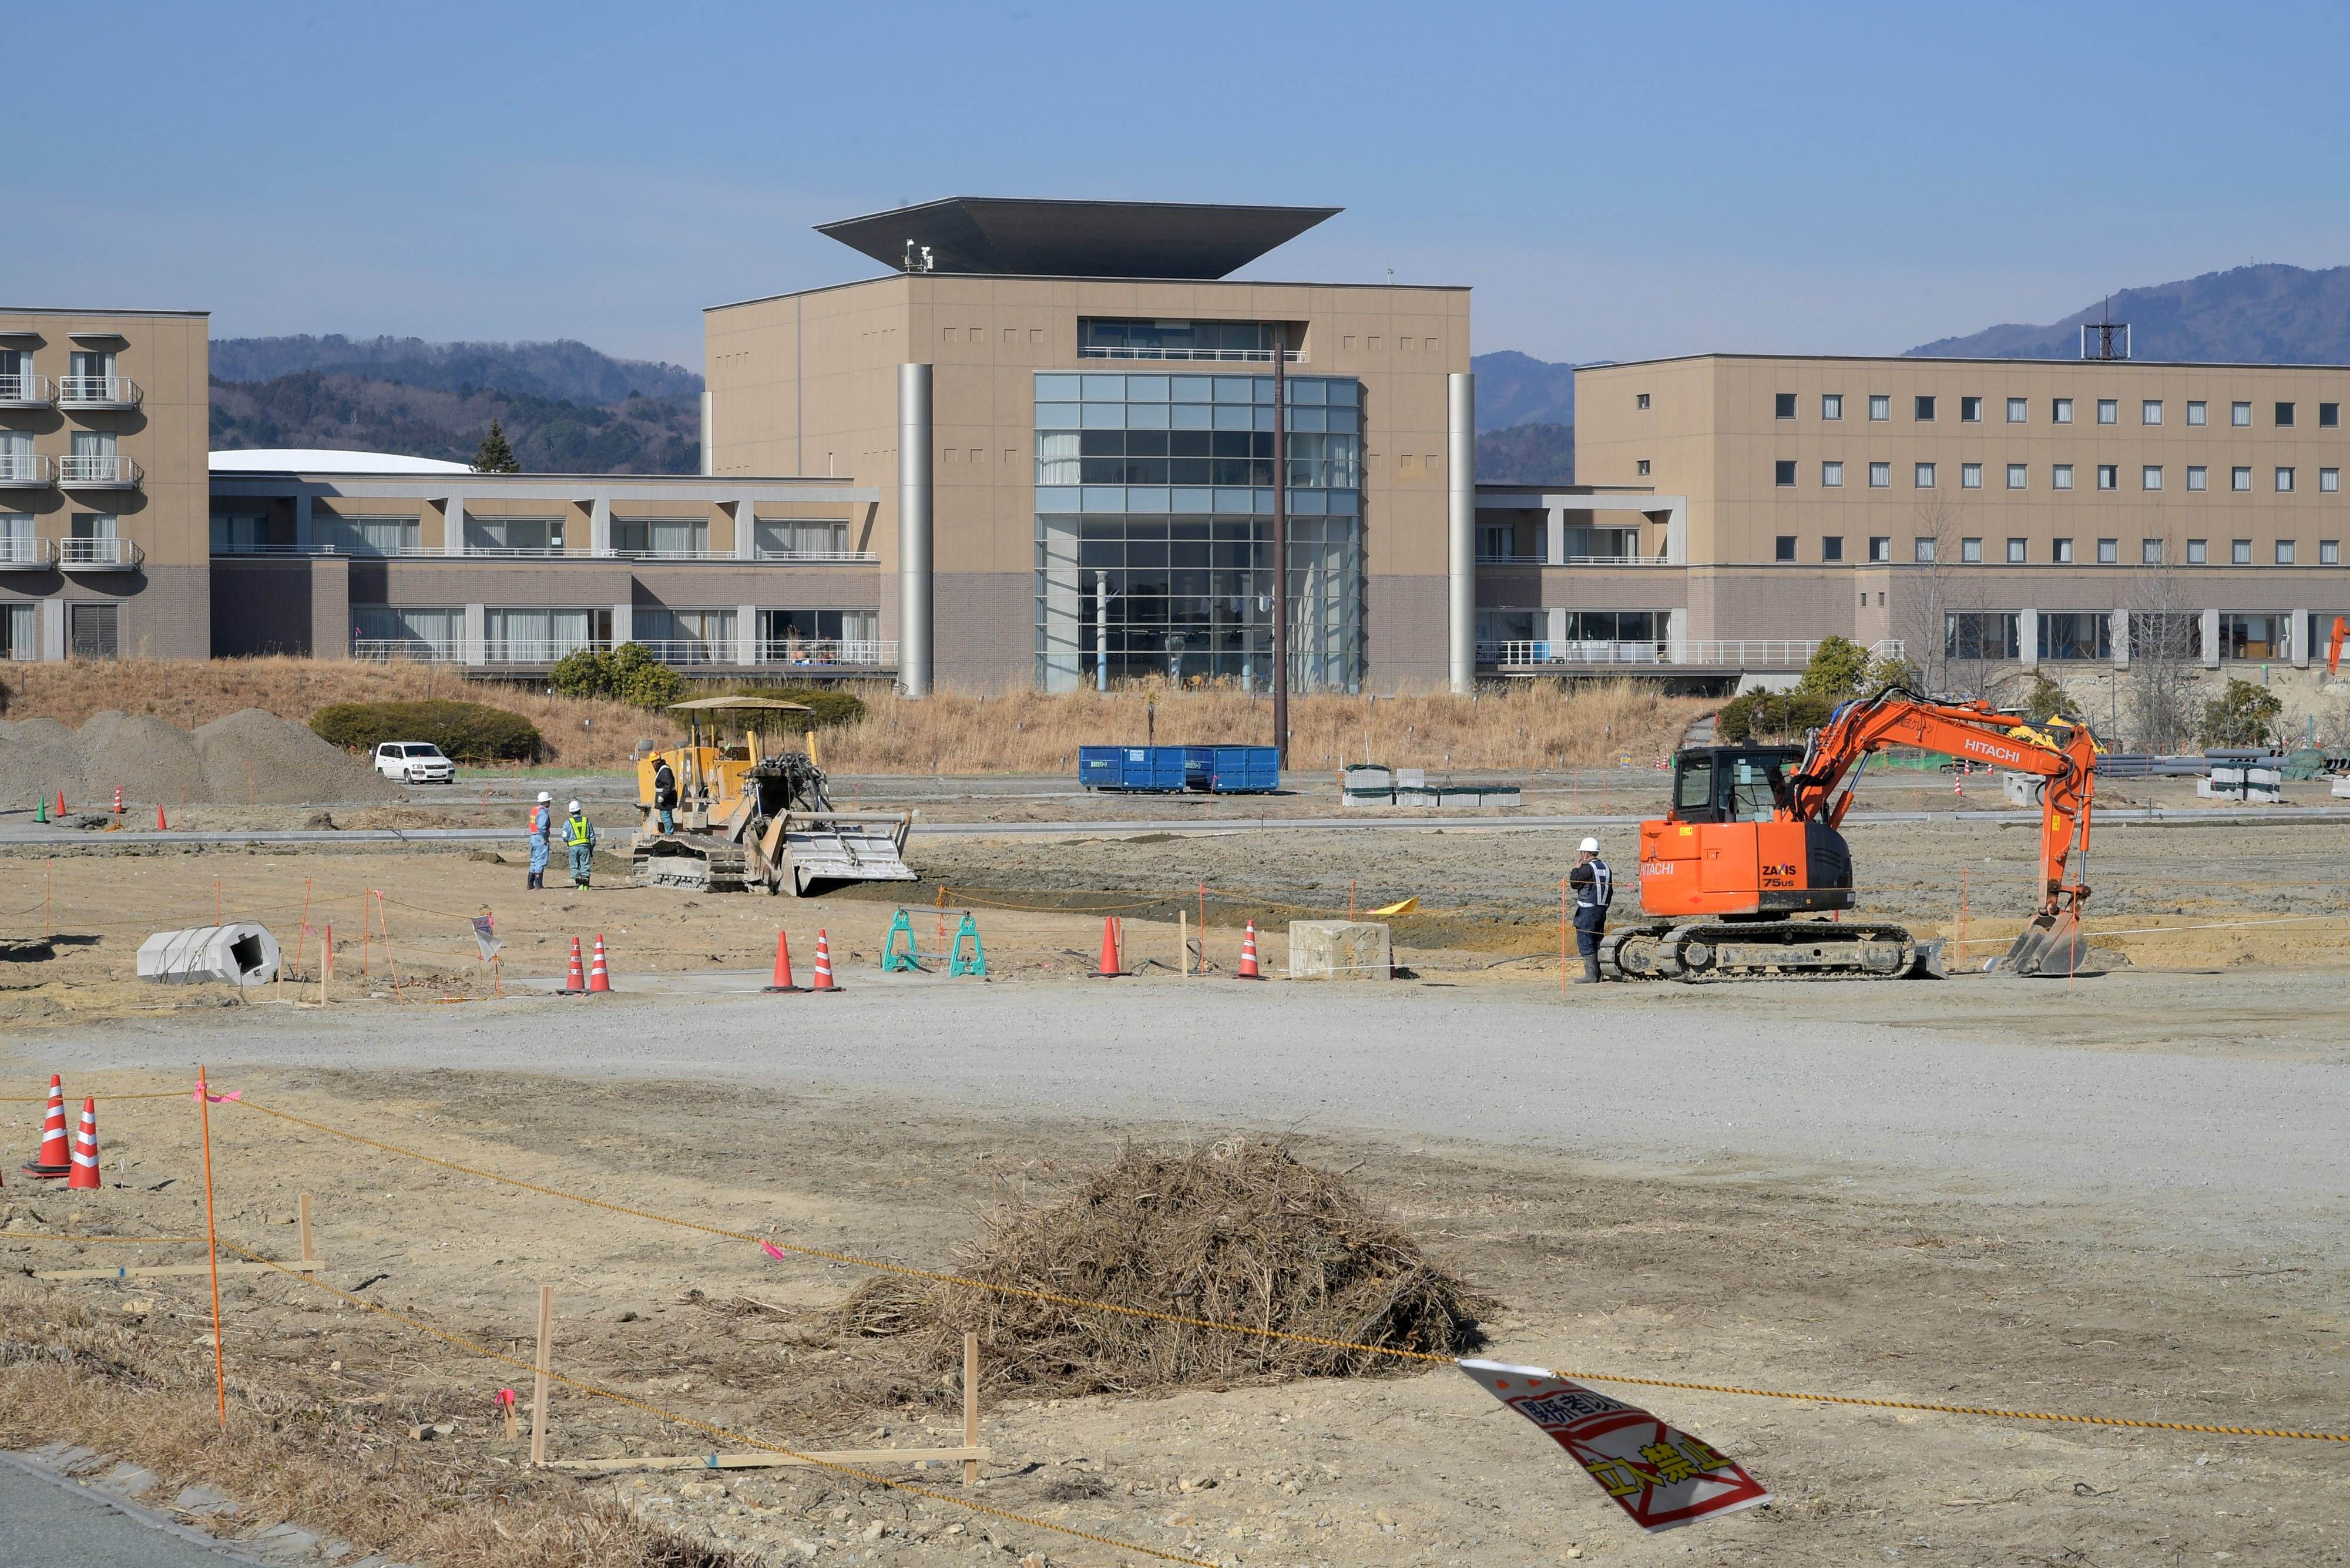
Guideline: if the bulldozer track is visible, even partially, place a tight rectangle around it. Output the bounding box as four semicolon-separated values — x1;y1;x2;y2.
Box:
1602;919;1918;983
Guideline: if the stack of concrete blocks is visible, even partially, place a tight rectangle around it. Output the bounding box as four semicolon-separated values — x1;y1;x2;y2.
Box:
1394;767;1439;808
1342;764;1394;808
1288;920;1392;979
1341;764;1522;811
2199;763;2282;803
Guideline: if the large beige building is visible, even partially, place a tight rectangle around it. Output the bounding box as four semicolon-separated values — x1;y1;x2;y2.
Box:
1475;352;2350;685
704;198;1475;693
0;308;210;660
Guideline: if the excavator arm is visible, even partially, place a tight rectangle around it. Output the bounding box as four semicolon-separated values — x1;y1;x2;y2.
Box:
1788;689;2100;975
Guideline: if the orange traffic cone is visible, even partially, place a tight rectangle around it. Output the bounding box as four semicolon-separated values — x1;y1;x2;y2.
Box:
112;785;123;815
810;928;841;992
24;1075;69;1177
68;1098;100;1190
587;935;612;993
763;930;804;993
1235;919;1263;980
562;936;585;993
155;803;168;831
1093;915;1123;978
54;790;66;818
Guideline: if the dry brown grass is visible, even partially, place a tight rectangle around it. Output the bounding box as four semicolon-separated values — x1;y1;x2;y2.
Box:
2;661;1708;775
0;1279;740;1566
836;1140;1493;1398
823;678;1706;774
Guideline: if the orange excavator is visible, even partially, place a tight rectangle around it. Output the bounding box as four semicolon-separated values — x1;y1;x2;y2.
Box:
1602;687;2100;982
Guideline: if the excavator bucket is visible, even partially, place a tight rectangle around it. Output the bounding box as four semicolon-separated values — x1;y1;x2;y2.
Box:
1999;909;2094;977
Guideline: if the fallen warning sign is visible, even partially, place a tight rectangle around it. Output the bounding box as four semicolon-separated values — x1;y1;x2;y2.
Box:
1458;1359;1770;1532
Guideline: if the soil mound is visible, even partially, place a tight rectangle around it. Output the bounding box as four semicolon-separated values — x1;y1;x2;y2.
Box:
0;717;88;807
838;1140;1492;1395
76;710;212;805
194;709;401;804
0;708;397;809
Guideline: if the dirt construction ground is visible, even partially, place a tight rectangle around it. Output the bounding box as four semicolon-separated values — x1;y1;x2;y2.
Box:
3;786;2349;1567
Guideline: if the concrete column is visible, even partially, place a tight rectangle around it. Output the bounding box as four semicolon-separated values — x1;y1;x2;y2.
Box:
589;496;611;556
1446;371;1476;694
2018;607;2040;669
292;491;314;552
1545;605;1568;656
700;390;714;476
463;603;485;667
2290;607;2311;667
611;602;633;645
2200;605;2221;669
1660;503;1687;564
734;500;756;560
736;604;758;667
444;495;466;557
1545;505;1565;566
2110;607;2130;669
1665;607;1688;664
897;362;935;696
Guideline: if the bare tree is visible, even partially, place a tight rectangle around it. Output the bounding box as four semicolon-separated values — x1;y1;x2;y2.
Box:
2123;552;2200;753
1895;497;2020;700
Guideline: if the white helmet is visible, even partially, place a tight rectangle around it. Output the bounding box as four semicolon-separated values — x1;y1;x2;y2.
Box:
1579;837;1601;853
537;790;552;803
568;800;582;812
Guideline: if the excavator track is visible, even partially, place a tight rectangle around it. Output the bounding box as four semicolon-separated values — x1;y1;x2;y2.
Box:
1602;919;1924;982
632;834;750;892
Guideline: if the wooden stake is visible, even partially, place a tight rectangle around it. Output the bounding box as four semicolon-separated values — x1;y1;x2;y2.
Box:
1559;879;1569;998
962;1332;979;1487
197;1066;227;1431
531;1284;554;1468
298;1192;314;1268
1179;909;1189;977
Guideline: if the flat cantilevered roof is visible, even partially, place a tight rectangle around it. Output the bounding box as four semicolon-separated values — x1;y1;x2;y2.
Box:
815;197;1341;280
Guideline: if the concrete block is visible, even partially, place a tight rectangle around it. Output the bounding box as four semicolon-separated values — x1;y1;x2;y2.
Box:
2002;771;2044;807
1287;921;1391;980
1395;767;1426;788
1341;787;1394;808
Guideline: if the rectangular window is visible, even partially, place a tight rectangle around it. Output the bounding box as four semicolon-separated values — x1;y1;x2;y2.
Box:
2006;397;2028;423
634;607;738;662
1869;535;1891;562
1821;393;1843;420
2187;400;2207;425
2276;401;2296;428
2233;466;2253;491
2187;539;2208;564
2053;397;2073;423
69;602;119;660
1869;461;1891;488
1960;536;1983;562
1774;459;1797;486
2006;463;2027;489
2053;463;2074;489
465;516;565;554
2322;540;2340;565
1636;458;1651;476
2053;537;2074;563
2188;465;2208;491
1869;394;1890;421
1774;392;1797;419
2322;402;2340;428
2324;468;2341;492
2097;398;2118;424
1962;462;1982;488
611;516;711;557
1774;535;1797;561
2277;539;2296;565
1914;537;1936;563
1944;611;2021;661
2141;399;2162;424
759;607;882;662
2006;537;2026;563
2097;538;2117;563
2131;610;2204;662
1822;535;1844;562
2230;538;2250;565
1821;461;1844;487
1636;392;1650;409
1915;462;1936;488
2278;467;2296;492
2037;611;2111;661
316;515;421;556
2220;613;2288;660
1915;395;1936;421
2232;400;2251;426
2097;464;2118;490
1960;395;1983;422
2142;538;2163;564
1076;317;1287;360
754;518;851;559
352;606;461;657
2142;465;2162;490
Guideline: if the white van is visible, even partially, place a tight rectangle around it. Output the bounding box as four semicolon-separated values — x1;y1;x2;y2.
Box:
373;741;455;784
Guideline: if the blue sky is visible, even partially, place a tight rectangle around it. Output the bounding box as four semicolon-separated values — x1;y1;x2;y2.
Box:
18;2;2350;368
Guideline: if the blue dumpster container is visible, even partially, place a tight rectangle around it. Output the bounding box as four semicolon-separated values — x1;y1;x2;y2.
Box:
1078;746;1189;791
1181;744;1279;793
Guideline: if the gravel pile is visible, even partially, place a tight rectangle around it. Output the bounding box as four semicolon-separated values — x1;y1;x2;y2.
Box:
0;707;400;808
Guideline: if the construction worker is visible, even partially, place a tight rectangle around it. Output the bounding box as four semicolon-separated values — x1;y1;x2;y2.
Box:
563;800;596;889
651;754;677;835
525;790;553;890
1569;835;1612;984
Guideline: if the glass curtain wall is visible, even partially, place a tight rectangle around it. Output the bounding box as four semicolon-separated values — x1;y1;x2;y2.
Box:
635;607;736;662
484;607;608;661
1035;371;1364;692
353;605;462;657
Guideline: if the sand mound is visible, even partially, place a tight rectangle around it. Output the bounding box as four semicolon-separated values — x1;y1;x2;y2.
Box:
838;1140;1492;1396
0;707;398;809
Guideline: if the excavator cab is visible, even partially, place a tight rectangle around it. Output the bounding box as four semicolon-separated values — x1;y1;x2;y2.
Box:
1668;746;1802;824
1641;745;1856;921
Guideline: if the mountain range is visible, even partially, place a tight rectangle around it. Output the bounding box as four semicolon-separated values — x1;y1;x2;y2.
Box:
1905;264;2350;361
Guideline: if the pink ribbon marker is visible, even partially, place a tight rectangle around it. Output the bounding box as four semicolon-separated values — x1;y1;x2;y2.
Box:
192;1087;243;1104
761;1242;787;1261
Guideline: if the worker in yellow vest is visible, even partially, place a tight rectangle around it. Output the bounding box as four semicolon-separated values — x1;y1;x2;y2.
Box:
563;800;597;889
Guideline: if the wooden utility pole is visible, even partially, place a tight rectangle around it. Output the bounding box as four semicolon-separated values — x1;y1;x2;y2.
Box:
1271;327;1289;767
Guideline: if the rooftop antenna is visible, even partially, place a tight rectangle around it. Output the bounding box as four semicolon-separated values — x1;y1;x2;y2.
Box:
901;241;935;274
2081;295;2130;361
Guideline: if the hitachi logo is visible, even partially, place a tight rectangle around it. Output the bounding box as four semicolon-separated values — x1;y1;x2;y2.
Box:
1964;740;2024;764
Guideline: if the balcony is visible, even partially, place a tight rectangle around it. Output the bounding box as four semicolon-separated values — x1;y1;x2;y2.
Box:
56;375;142;409
58;538;143;570
0;373;55;408
0;453;57;488
58;454;143;489
1482;637;1904;670
748;548;880;563
0;536;56;569
757;637;895;668
352;636;898;669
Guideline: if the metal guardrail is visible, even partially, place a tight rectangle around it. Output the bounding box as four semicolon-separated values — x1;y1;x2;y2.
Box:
0;454;56;486
58;454;143;487
757;638;895;667
1475;553;1677;568
1483;637;1908;669
58;537;143;568
750;549;881;563
350;637;898;668
1076;347;1300;362
0;536;56;567
0;373;55;407
55;375;141;408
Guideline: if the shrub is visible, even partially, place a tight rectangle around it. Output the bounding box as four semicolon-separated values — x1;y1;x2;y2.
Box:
1795;635;1872;701
1715;688;1832;744
2196;677;2283;748
710;686;868;734
311;699;543;763
548;642;688;711
2025;671;2070;723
